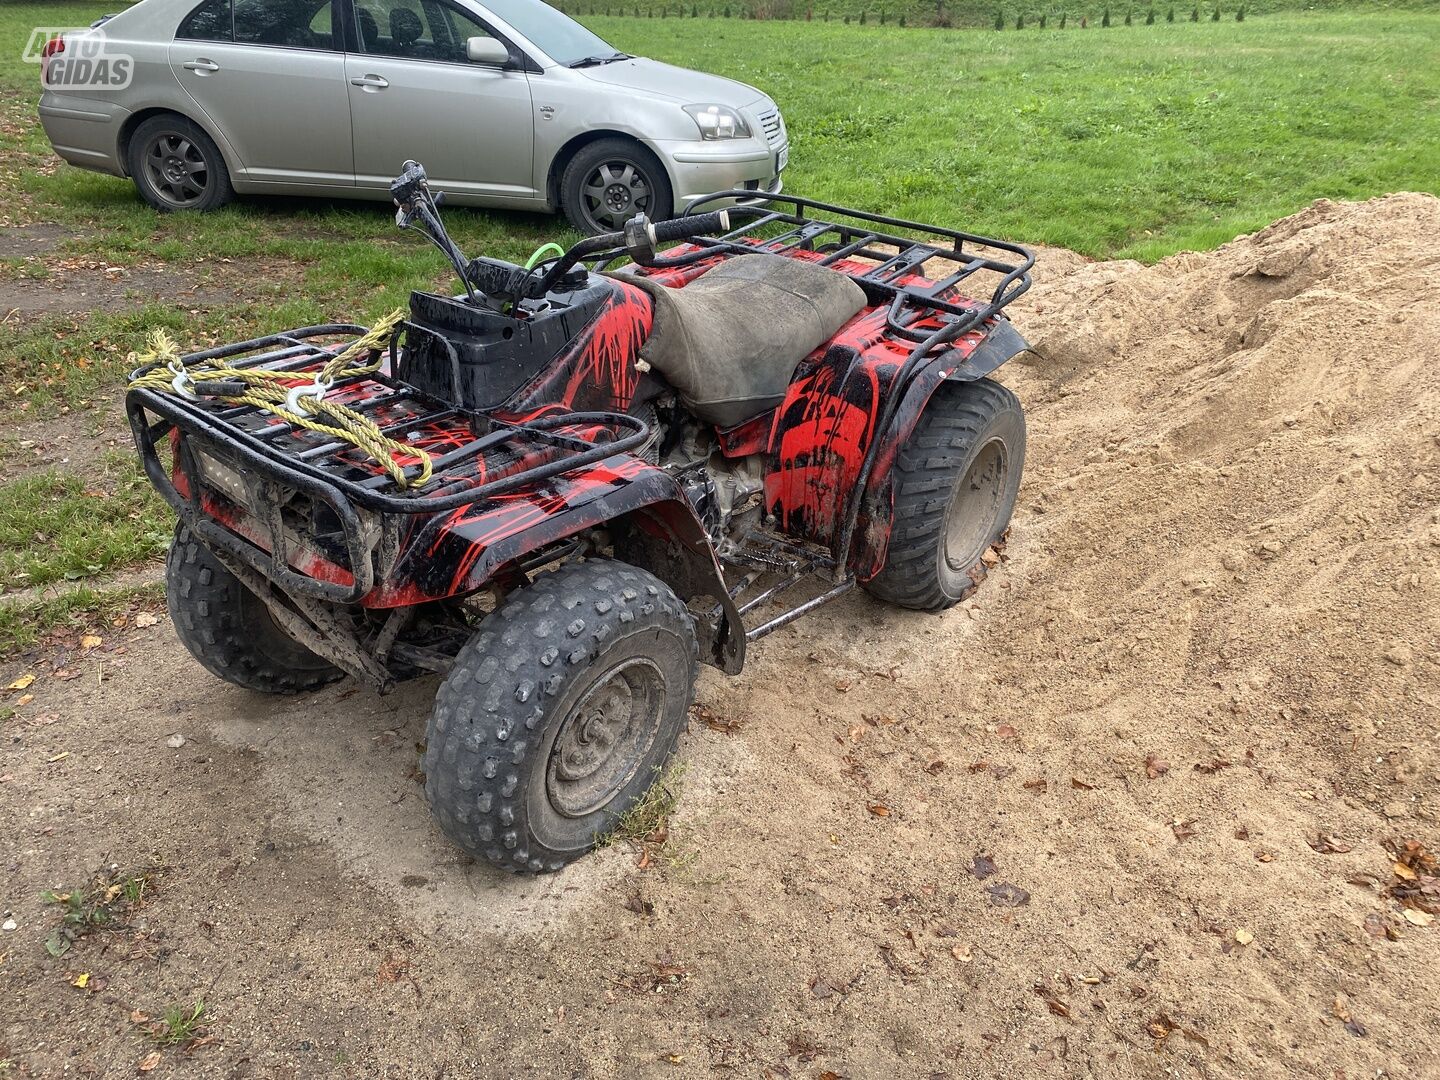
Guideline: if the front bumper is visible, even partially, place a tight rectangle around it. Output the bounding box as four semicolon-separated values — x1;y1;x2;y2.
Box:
38;91;128;176
654;137;788;210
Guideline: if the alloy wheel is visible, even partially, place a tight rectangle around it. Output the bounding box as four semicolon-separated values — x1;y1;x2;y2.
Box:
143;132;212;209
581;160;653;231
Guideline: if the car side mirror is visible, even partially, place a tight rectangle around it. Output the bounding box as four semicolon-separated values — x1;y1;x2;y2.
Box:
466;36;510;66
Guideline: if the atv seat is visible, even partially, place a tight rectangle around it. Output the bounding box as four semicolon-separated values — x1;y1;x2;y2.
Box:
622;253;867;428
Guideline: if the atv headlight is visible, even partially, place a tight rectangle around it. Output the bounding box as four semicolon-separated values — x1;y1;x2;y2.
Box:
683;104;751;141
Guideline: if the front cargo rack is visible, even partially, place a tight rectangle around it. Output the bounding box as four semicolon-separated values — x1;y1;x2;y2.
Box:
126;322;650;516
599;191;1034;351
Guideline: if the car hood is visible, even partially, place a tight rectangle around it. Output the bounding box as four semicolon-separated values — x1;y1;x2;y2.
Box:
575;57;766;108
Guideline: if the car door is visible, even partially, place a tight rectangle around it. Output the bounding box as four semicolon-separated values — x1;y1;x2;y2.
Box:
345;0;535;199
168;0;354;187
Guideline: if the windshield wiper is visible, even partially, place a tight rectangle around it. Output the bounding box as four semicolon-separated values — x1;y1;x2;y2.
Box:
567;52;630;68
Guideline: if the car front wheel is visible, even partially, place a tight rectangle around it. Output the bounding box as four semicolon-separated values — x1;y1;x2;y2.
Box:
559;138;674;235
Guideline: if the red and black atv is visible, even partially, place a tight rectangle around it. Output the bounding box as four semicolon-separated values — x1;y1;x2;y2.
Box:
127;161;1033;873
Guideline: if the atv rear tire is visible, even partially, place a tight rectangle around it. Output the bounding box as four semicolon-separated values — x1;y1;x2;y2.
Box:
864;378;1025;611
423;559;697;874
166;524;343;694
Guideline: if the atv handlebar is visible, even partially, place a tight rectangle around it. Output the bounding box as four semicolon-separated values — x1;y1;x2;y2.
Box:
523;209;732;299
651;210;732;244
390;159;734;306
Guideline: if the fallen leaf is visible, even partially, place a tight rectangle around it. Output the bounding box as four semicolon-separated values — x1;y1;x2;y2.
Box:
1070;777;1095;791
130;1009;151;1024
1402;908;1433;927
924;759;946;775
15;694;33;707
951;944;972;963
1144;755;1170;779
1392;862;1418;882
867;803;891;818
996;724;1018;740
1171;818;1197;841
659;1053;685;1065
1022;778;1048;793
968;853;998;879
1034;982;1071;1018
985;882;1030;907
134;612;160;628
138;1051;162;1072
71;971;90;988
80;634;102;650
808;975;842;999
1345;1017;1368;1038
1362;912;1392;939
1255;850;1275;863
376;954;411;984
1194;757;1233;774
847;723;865;742
622;892;655;917
1308;834;1353;854
1146;1014;1176;1042
6;673;34;691
1234;928;1254;945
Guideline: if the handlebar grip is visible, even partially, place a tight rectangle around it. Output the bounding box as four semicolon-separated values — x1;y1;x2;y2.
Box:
651;209;731;244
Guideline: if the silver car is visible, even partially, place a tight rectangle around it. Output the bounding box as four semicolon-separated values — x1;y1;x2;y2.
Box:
38;0;788;232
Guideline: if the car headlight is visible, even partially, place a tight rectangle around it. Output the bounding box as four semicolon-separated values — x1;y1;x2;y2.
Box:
683;104;751;141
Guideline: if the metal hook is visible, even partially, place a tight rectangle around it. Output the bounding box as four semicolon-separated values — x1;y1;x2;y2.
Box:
283;373;334;417
168;358;197;400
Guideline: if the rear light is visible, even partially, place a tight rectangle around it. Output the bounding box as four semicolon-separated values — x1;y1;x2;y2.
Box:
40;35;63;84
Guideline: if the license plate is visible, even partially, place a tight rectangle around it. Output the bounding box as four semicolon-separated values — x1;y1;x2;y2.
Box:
776;143;789;174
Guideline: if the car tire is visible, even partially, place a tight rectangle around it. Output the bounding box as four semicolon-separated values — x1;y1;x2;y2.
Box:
166;524;342;694
127;114;234;213
559;138;674;235
423;558;697;873
863;378;1026;611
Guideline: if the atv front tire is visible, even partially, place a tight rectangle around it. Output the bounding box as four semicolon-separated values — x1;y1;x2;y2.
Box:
166;524;343;694
423;559;697;874
864;378;1025;611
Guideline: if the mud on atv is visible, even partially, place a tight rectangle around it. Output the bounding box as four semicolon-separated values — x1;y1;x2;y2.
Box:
127;161;1033;873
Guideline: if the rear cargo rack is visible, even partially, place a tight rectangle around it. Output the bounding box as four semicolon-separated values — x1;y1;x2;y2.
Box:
126;323;651;604
126;323;650;516
609;191;1034;351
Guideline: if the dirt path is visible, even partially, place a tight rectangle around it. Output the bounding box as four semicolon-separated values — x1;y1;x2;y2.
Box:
1;194;1437;1079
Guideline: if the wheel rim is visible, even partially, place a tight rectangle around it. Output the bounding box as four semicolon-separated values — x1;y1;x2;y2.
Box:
943;437;1008;572
545;658;665;818
142;132;211;209
580;159;653;231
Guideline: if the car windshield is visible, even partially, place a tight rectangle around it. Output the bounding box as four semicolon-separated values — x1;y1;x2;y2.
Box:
476;0;623;66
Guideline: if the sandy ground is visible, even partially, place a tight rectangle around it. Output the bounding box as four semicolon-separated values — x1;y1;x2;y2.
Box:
1;194;1437;1079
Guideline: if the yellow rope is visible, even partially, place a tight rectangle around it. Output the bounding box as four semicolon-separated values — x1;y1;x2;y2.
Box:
128;310;433;489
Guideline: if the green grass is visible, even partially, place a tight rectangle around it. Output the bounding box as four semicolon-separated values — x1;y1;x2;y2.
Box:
0;581;164;657
0;451;169;590
561;0;1437;27
583;11;1439;258
156;1000;207;1046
